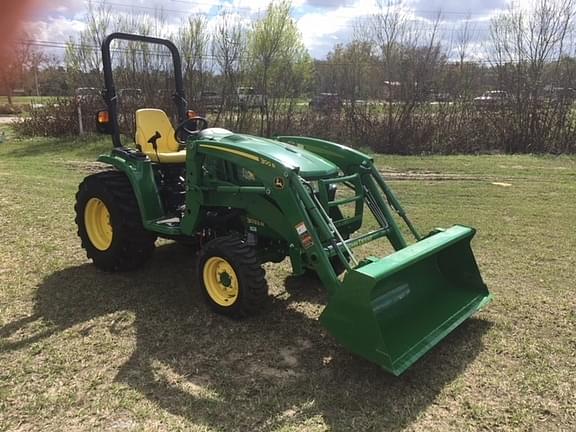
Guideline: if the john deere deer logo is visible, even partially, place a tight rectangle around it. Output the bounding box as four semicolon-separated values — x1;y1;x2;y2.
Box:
273;177;285;190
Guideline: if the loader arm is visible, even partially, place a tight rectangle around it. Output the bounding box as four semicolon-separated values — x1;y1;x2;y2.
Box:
275;136;491;375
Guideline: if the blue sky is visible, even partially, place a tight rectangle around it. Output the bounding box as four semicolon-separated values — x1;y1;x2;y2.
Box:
30;0;515;59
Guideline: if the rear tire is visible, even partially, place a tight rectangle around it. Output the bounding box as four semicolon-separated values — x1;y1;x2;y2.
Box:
198;234;268;318
75;170;156;271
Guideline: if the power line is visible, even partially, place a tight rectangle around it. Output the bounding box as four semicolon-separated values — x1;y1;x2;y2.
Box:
19;39;253;63
88;0;506;17
20;38;506;65
166;0;258;13
84;0;260;17
82;0;508;30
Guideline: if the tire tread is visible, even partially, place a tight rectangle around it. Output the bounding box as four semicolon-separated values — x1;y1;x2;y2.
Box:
199;233;268;318
75;170;156;271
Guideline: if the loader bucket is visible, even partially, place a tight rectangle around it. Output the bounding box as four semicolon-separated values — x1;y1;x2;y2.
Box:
320;225;491;375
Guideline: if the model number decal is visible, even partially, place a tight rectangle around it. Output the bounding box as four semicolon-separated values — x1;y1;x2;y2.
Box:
247;217;265;227
259;157;276;168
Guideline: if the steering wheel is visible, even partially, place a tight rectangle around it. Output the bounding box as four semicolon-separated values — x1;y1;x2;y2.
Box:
174;116;208;144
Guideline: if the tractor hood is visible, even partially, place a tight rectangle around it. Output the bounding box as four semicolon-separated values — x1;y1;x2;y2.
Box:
198;128;339;178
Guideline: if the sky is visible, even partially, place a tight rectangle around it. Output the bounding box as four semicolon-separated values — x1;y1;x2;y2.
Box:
25;0;519;60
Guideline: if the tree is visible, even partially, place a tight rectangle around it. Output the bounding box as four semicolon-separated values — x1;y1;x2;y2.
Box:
450;15;480;98
177;15;210;102
324;41;377;102
212;11;247;121
490;0;576;152
247;0;312;135
356;1;446;152
65;0;113;80
0;34;43;104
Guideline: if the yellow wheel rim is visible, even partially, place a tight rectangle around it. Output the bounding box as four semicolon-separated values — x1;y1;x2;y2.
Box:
84;197;113;251
203;257;239;306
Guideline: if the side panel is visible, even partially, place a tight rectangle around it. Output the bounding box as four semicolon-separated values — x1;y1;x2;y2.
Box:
181;142;330;275
182;139;304;242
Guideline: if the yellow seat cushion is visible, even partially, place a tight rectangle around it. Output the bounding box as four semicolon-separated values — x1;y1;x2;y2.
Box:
152;150;187;163
135;108;186;163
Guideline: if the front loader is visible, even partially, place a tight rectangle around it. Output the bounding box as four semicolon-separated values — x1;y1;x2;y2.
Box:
75;33;491;375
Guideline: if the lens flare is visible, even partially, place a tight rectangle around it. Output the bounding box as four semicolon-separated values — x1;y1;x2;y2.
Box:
0;1;45;58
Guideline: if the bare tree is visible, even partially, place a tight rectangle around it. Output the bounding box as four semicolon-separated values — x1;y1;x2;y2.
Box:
451;15;479;98
0;33;42;105
490;0;576;152
177;15;210;104
65;0;113;80
212;11;247;122
359;1;446;152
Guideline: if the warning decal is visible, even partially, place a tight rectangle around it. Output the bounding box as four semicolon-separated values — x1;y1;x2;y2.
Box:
295;222;314;248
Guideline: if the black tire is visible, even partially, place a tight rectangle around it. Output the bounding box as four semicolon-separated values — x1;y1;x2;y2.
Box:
75;170;156;271
174;238;198;249
197;234;268;318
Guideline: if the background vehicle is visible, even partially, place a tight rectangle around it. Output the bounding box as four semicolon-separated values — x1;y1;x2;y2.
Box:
543;86;576;105
236;86;266;110
309;93;342;112
427;91;452;103
198;90;223;112
473;90;510;108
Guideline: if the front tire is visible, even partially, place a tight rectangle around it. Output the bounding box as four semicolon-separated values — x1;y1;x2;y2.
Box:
75;171;156;271
198;234;268;318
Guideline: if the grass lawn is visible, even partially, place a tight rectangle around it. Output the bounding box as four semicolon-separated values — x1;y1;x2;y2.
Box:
0;127;575;431
0;96;59;105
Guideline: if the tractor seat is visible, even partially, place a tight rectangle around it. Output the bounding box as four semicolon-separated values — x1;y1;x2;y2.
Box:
135;108;186;163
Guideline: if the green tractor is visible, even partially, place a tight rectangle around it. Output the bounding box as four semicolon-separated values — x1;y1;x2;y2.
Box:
75;33;491;375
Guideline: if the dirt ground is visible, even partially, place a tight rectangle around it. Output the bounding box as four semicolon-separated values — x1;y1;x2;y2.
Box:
0;116;19;124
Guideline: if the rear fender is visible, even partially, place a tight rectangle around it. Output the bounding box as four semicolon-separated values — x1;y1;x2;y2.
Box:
97;153;164;225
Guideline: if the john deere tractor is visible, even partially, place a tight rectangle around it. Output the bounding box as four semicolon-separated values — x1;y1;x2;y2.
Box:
75;33;491;375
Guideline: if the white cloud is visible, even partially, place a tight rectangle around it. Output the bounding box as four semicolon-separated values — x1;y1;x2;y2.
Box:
405;0;508;21
297;0;380;56
26;0;521;60
305;0;354;8
227;0;307;13
28;16;85;42
42;0;85;16
228;0;273;13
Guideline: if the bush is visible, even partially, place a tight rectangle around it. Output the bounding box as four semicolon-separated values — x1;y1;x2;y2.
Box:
12;97;576;154
12;98;104;137
0;104;22;115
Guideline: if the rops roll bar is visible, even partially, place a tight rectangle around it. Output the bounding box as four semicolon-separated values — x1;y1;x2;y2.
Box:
100;32;187;147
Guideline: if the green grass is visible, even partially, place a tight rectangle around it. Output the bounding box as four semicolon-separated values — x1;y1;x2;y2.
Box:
0;96;60;105
0;129;575;431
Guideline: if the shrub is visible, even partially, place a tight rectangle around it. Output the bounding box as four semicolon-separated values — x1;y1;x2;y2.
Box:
12;97;576;154
0;104;22;115
12;98;104;137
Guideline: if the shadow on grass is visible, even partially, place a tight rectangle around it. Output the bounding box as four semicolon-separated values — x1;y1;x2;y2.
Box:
0;243;492;431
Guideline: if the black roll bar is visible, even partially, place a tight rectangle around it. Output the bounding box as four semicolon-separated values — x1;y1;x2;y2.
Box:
101;32;187;147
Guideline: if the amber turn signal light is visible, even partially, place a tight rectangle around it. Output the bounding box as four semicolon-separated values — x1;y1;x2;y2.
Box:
97;110;110;124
